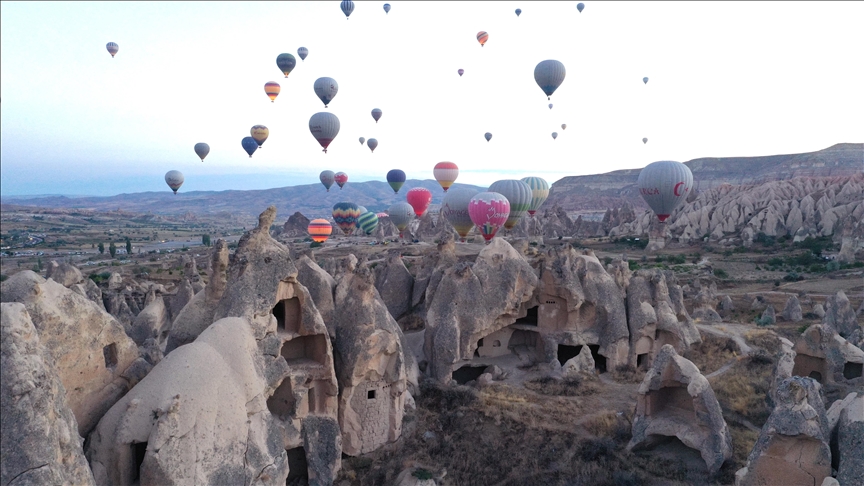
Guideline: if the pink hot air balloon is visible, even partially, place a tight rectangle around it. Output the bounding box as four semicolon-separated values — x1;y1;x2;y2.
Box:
468;192;510;243
406;187;432;217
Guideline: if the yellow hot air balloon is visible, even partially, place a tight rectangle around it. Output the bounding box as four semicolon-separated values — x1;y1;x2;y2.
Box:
264;82;280;102
251;125;269;147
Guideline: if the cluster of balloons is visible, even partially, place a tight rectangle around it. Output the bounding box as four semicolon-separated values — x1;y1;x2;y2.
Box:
319;170;349;192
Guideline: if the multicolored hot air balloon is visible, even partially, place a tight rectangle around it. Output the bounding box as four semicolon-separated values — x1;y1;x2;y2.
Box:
406;187;432;217
341;0;355;19
358;211;379;235
250;125;269;147
308;219;333;243
383;3;391;14
643;137;648;144
309;112;340;153
442;187;479;240
484;132;492;142
371;108;382;123
314;77;338;107
276;53;296;77
520;177;549;217
458;69;464;77
298;47;308;61
194;143;210;162
477;31;489;47
332;202;360;235
320;170;335;191
387;202;414;236
367;138;379;153
165;170;184;194
577;3;585;13
643;77;649;85
242;137;258;158
359;137;366;145
433;162;459;192
264;82;281;102
515;8;522;16
334;171;348;189
551;132;558;140
106;42;119;58
387;169;406;193
488;179;532;230
534;60;566;100
469;192;510;243
561;124;567;130
637;161;693;222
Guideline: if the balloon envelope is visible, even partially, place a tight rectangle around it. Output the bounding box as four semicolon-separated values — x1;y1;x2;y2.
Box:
643;77;649;85
643;137;648;144
165;170;184;194
264;81;281;102
359;137;366;145
332;202;360;235
561;124;567;130
358;211;379;235
515;8;521;16
106;42;119;57
386;169;406;193
334;172;348;189
637;161;694;222
551;132;558;140
577;3;585;13
383;3;391;13
534;60;566;99
194;143;210;162
484;132;492;142
242;137;258;157
458;68;464;77
549;103;553;109
388;202;414;233
309;112;340;153
341;0;354;18
276;53;296;77
313;77;339;107
371;108;382;122
250;125;269;147
297;47;308;61
433;161;459;192
477;31;489;47
488;179;532;230
308;219;332;243
406;187;432;217
469;192;510;242
320;170;335;191
520;177;550;216
357;206;368;215
442;187;479;239
367;138;379;153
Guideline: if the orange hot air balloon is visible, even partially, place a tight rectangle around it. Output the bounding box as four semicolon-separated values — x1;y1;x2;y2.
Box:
477;31;489;47
264;82;281;102
308;219;333;243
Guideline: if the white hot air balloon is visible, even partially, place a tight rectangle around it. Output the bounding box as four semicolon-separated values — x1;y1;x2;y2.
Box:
313;77;339;107
165;170;184;194
637;161;694;222
309;112;341;153
387;202;414;237
442;187;479;240
534;60;566;100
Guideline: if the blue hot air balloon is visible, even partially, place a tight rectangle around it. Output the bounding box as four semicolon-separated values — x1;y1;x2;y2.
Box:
515;8;522;17
242;137;258;158
341;0;355;19
386;169;406;194
383;3;391;14
577;3;585;13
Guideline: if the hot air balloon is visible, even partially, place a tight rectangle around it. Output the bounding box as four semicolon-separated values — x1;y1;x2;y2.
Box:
358;211;379;235
313;77;338;107
376;212;388;219
320;170;335;191
264;81;281;102
406;187;432;217
469;192;510;243
106;42;119;58
520;177;550;217
383;3;391;14
577;3;585;13
165;170;184;194
387;202;414;237
643;137;648;144
242;137;258;158
194;143;210;162
561;124;567;130
357;206;368;215
549;103;553;109
332;202;360;235
534;60;566;100
250;125;269;147
359;137;366;145
637;161;694;222
484;132;492;142
433;162;459;192
341;0;355;19
387;169;406;193
308;219;333;243
334;171;348;189
442;187;479;240
298;47;308;61
367;138;379;153
371;108;382;123
643;77;649;85
488;179;532;230
458;69;464;77
515;8;522;16
477;31;489;47
551;132;558;140
276;53;296;78
309;112;340;153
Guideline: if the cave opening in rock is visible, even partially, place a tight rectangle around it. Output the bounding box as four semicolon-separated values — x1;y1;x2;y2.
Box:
646;386;695;418
557;344;582;364
792;354;827;384
132;441;148;482
637;353;649;370
515;306;538;326
266;377;295;419
272;297;301;334
843;362;862;380
286;447;308;483
452;365;486;385
103;343;118;369
588;345;607;373
281;334;327;366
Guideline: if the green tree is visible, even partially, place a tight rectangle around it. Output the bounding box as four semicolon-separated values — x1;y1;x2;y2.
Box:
202;234;211;247
98;242;104;254
109;241;117;258
125;237;132;254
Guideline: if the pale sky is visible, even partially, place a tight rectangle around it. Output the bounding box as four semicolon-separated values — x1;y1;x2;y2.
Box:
2;1;862;196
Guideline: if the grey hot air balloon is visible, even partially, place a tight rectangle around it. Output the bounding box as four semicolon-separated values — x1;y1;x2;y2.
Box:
298;47;309;61
549;103;553;110
367;138;379;153
106;42;119;58
383;3;391;14
484;132;492;142
165;170;184;195
643;137;648;144
577;3;585;13
534;60;566;100
313;77;339;107
551;132;558;140
637;161;694;222
194;142;210;162
387;202;414;236
520;176;549;217
341;0;354;19
643;77;649;85
320;170;335;191
488;179;532;230
442;187;480;240
561;124;567;130
309;112;341;153
359;137;366;145
371;108;382;123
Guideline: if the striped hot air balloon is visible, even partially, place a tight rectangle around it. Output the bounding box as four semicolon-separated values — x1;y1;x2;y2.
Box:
520;177;549;217
334;171;348;189
320;170;335;191
165;170;184;194
106;42;119;58
332;202;361;235
477;31;489;47
469;192;510;243
637;161;694;222
442;187;479;240
406;187;432;217
433;162;459;192
308;219;333;243
388;202;414;236
250;125;269;147
264;82;281;102
309;112;340;153
488;179;532;230
341;0;355;19
358;211;379;235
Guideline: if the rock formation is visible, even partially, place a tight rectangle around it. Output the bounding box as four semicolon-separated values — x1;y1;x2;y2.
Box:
781;294;803;322
294;254;337;337
282;211;311;238
374;252;415;322
793;324;864;384
1;303;96;486
833;392;863;485
717;295;735;318
45;260;83;287
690;279;721;322
761;305;777;326
822;290;861;339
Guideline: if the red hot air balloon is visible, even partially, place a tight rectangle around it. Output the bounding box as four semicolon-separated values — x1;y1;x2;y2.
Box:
468;192;510;243
307;219;333;243
406;187;432;217
334;171;348;189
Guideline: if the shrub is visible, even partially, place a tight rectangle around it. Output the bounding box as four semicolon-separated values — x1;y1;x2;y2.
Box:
755;315;773;327
668;254;686;264
628;260;640;271
310;241;322;248
713;268;729;278
603;256;613;266
0;274;7;282
412;469;434;480
825;261;841;272
783;272;803;282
